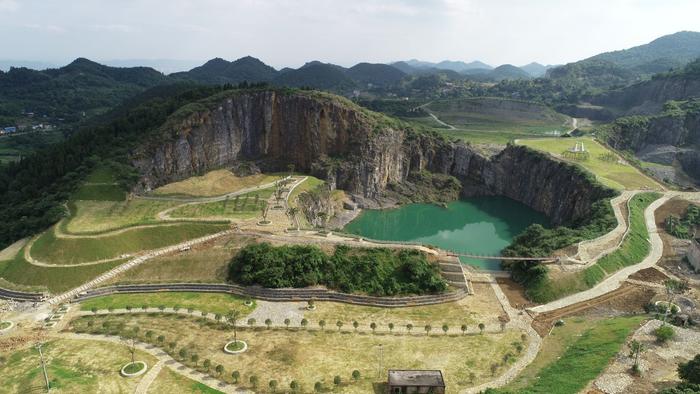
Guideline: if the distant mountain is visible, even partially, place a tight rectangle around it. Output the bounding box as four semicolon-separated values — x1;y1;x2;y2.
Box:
171;56;278;85
520;62;554;77
0;60;58;72
435;60;493;72
548;31;700;89
390;61;417;74
347;63;406;87
0;58;166;122
272;62;356;91
490;64;532;80
391;59;493;74
101;59;202;74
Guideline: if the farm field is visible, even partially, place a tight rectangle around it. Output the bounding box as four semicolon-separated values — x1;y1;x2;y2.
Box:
517;137;661;190
0;338;157;394
69;313;526;393
151;169;282;197
30;223;227;265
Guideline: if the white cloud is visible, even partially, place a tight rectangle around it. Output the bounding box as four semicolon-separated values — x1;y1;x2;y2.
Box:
22;23;65;33
0;0;18;12
91;24;137;33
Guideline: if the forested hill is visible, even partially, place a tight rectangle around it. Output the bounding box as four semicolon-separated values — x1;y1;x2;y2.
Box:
547;31;700;90
0;58;166;123
0;84;220;249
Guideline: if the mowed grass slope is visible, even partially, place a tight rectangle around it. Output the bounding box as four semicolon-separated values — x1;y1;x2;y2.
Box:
0;338;157;394
31;223;228;265
498;315;645;394
149;368;224;394
518;137;660;190
152;169;282;197
80;292;256;316
528;193;660;303
0;249;122;292
169;188;274;219
65;199;180;234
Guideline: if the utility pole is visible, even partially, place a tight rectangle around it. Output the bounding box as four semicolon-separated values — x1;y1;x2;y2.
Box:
36;342;50;392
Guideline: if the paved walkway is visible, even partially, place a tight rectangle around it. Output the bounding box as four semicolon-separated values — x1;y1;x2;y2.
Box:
531;194;669;314
57;332;247;394
575;190;636;264
134;359;164;394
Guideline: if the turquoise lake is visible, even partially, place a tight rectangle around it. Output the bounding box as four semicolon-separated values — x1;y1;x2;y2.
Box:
343;196;549;270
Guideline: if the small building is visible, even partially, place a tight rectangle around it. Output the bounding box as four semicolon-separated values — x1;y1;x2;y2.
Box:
387;370;445;394
687;238;700;272
3;126;17;133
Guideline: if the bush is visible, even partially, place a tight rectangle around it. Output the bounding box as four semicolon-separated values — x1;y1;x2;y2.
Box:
679;355;700;384
228;243;447;296
655;325;675;343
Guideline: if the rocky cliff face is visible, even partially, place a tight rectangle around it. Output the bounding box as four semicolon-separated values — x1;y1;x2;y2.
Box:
134;89;614;225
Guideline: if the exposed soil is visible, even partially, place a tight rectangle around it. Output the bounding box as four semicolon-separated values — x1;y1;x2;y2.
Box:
628;267;669;284
654;197;692;227
496;278;537;310
654;198;700;283
531;283;657;337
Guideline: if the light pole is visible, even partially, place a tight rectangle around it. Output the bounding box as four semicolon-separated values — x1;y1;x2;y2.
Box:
376;343;384;379
35;342;50;392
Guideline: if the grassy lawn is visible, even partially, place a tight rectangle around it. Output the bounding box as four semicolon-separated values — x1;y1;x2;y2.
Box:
427;98;570;135
107;235;253;285
31;223;228;265
149;368;224;394
528;193;660;303
0;338;157;394
0;249;122;293
498;315;645;394
65;199;180;233
517;137;661;190
70;314;526;393
287;175;324;208
169;188;274;220
80;292;256;316
152;170;282;197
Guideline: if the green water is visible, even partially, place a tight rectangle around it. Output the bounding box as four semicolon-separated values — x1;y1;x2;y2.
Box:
343;196;549;270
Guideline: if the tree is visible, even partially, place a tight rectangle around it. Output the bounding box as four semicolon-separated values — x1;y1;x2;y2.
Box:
178;348;187;361
168;342;176;352
248;318;256;327
187;307;194;315
91;307;98;315
173;305;180;313
336;320;343;331
203;358;211;372
388;322;394;333
287;163;295;178
663;279;690;325
628;340;645;372
490;363;499;376
469;372;476;383
157;335;165;345
290;380;300;392
678;354;700;384
334;375;341;386
158;305;165;312
461;324;468;335
352;370;361;381
145;330;154;342
479;323;485;334
215;364;224;377
353;321;359;331
655;325;675;343
215;313;222;322
265;318;273;329
287;207;300;230
370;322;377;333
319;320;326;331
284;318;291;329
317;212;328;229
424;324;432;336
141;305;148;312
260;204;269;223
406;323;413;334
227;310;241;343
269;379;278;392
201;311;208;318
231;370;240;383
122;334;138;365
108;306;115;313
442;324;449;335
126;305;132;313
301;318;308;329
191;354;199;367
314;381;323;392
250;375;259;389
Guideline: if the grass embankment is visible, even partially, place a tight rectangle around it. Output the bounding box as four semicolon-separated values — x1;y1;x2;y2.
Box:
527;193;660;303
518;137;661;190
287;175;324;208
168;188;274;219
495;315;645;394
0;338;157;393
70;313;525;393
80;292;255;316
31;223;227;265
0;248;122;292
152;170;281;198
64;199;180;234
150;368;225;394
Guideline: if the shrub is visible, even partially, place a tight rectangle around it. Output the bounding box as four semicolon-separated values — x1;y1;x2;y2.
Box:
655;325;675;343
678;354;700;384
352;370;361;381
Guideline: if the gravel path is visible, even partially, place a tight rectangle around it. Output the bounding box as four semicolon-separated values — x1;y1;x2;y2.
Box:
244;300;307;324
576;191;636;264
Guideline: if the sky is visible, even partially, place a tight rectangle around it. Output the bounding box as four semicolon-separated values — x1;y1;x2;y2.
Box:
0;0;699;72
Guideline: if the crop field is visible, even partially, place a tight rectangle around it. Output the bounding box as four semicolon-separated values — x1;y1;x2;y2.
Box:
0;249;122;292
0;338;157;394
152;170;282;197
80;292;256;316
499;315;645;394
70;313;526;393
517;137;661;190
31;223;228;265
528;193;660;303
169;188;274;220
65;199;180;233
